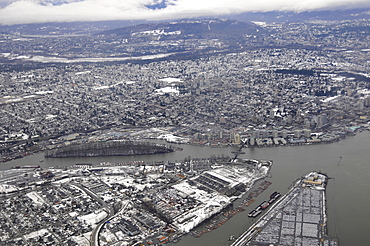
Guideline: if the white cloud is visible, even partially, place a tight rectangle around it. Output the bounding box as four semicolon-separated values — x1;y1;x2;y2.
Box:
0;0;369;25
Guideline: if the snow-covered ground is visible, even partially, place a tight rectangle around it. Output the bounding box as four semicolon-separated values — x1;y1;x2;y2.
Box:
173;181;231;232
157;133;189;143
78;210;108;226
24;228;49;240
100;174;156;192
26;191;46;205
172;202;226;233
159;78;183;83
155;86;179;95
171;163;271;232
0;184;18;193
71;234;90;246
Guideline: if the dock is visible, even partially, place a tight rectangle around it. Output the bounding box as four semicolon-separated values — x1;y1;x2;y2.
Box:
232;171;338;246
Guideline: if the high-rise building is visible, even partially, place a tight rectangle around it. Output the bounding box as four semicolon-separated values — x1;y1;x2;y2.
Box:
252;130;260;139
261;130;268;138
358;99;365;110
364;96;370;107
287;115;293;124
270;108;275;119
234;134;241;144
294;129;302;138
304;119;311;128
303;129;312;138
317;114;328;128
249;137;255;146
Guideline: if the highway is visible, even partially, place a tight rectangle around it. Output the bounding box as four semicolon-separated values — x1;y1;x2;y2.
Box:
71;182;114;246
72;182;132;246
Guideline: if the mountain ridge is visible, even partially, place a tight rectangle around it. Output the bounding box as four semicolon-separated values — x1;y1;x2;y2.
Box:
97;19;263;41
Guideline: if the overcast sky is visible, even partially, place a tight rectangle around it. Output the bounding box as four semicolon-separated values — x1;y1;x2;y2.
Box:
0;0;369;25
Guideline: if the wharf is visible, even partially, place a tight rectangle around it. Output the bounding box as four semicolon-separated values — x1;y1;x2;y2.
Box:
232;171;338;246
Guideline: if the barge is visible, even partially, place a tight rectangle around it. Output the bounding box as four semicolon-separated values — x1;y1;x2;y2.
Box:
248;191;281;218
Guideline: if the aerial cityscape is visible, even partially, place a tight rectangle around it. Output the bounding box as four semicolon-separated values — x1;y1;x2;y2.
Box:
0;1;370;245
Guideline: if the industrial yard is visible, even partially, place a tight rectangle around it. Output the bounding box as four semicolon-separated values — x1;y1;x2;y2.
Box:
0;157;272;246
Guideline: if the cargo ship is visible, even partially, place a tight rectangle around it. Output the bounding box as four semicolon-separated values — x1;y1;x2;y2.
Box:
12;165;40;169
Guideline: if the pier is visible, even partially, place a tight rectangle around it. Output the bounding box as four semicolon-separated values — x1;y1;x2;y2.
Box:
232;171;338;246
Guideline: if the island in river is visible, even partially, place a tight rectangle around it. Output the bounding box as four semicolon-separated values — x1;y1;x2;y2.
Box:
44;140;176;158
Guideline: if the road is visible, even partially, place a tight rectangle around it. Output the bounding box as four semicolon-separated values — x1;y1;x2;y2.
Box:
71;182;114;246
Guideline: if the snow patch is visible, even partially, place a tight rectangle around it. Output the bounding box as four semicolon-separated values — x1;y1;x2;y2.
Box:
24;229;49;240
0;184;18;193
78;210;108;226
159;78;183;83
26;191;46;205
155;87;179;95
35;90;54;95
157;134;189;143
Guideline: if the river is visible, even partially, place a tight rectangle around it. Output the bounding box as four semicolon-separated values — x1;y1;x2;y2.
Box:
2;131;370;246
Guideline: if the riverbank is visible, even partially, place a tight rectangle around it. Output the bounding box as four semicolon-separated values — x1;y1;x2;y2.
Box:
2;131;370;245
1;126;368;164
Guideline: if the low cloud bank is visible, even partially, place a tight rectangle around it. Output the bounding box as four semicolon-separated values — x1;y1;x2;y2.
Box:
0;0;369;25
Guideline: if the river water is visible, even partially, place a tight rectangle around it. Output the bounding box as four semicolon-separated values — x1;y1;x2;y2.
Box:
2;131;370;246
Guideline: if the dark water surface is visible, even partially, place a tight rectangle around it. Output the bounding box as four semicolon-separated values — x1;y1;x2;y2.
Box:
2;131;370;246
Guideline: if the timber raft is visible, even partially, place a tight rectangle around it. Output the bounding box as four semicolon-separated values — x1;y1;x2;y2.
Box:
45;140;175;158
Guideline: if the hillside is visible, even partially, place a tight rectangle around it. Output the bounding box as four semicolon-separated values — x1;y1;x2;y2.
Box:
98;19;263;41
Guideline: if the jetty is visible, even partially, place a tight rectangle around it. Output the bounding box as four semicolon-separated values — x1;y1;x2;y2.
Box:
232;171;338;246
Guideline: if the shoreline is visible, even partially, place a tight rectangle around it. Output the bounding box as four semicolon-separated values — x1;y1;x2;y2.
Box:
2;128;367;164
231;171;338;246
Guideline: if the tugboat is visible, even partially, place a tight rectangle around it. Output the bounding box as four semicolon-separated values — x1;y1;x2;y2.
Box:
260;201;270;210
268;191;281;204
270;191;281;199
